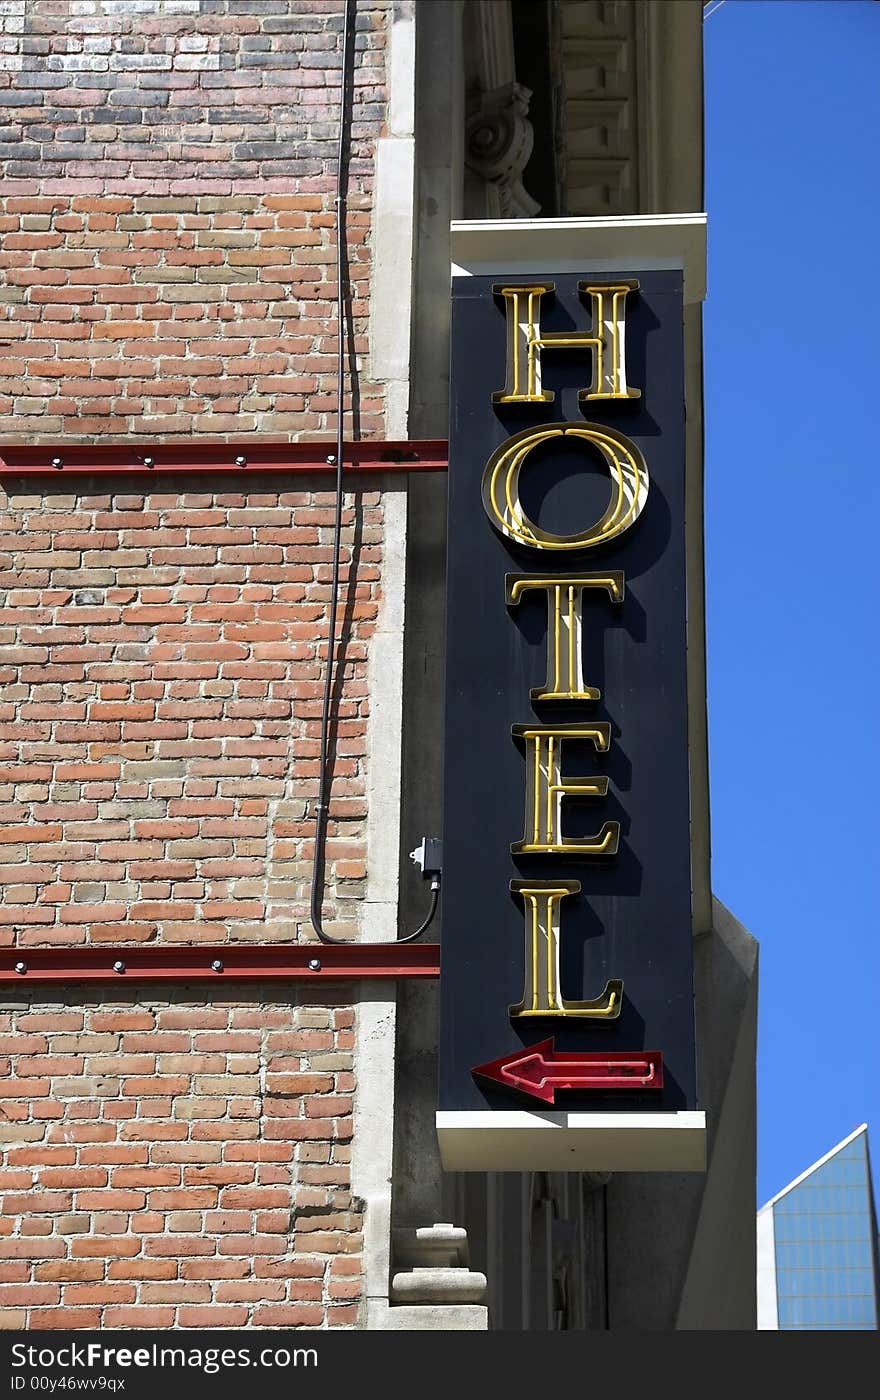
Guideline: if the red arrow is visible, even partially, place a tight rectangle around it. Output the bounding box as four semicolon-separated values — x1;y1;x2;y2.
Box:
472;1039;663;1105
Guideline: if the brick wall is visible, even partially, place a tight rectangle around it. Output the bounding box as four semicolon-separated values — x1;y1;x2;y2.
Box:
0;190;381;440
0;0;388;440
0;480;377;947
0;475;378;1326
0;0;393;1330
0;992;359;1328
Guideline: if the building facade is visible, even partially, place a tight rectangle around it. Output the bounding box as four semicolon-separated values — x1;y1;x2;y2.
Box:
0;0;757;1330
758;1125;880;1331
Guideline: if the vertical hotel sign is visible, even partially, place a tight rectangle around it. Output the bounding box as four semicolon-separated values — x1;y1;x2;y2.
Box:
437;218;708;1172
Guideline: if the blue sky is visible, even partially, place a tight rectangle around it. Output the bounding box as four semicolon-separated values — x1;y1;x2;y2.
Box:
704;0;880;1205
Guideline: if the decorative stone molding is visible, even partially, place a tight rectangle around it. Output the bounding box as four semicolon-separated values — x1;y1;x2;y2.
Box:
391;1268;489;1306
560;0;704;218
393;1221;468;1269
560;0;637;215
390;1222;488;1306
465;82;540;218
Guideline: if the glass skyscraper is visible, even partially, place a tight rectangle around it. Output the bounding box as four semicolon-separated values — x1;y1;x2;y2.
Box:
757;1124;879;1329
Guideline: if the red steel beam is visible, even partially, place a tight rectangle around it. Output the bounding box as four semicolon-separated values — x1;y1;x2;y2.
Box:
0;942;441;985
0;439;448;477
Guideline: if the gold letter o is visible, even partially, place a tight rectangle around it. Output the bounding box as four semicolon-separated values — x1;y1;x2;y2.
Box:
481;422;649;551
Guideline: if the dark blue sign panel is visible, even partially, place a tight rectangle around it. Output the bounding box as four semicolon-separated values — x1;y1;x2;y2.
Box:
439;269;697;1117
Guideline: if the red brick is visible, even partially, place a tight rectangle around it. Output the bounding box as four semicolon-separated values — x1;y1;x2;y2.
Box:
177;1305;250;1327
102;1306;175;1327
18;1057;83;1078
146;1189;217;1213
1;1193;71;1216
19;1015;82;1032
29;1309;102;1329
9;1148;73;1168
111;1168;179;1188
216;1280;286;1303
144;1236;216;1258
62;1284;137;1305
70;1238;142;1259
181;1259;248;1282
252;1303;324;1326
0;825;62;844
75;1191;146;1211
92;1013;155;1031
37;1168;108;1189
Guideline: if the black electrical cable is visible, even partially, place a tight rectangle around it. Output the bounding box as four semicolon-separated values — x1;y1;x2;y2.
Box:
308;0;438;947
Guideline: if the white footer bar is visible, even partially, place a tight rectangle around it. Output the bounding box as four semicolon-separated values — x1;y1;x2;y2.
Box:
436;1110;707;1172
